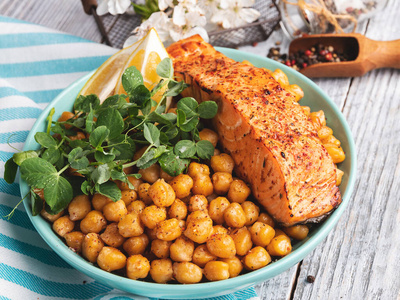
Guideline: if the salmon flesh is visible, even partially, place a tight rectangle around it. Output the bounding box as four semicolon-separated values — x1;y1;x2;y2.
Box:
167;35;341;226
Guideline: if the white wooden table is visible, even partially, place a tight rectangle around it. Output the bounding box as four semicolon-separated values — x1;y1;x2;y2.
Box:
1;1;399;299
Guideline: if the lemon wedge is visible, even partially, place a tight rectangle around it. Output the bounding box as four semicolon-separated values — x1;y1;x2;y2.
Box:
115;28;170;103
78;40;140;102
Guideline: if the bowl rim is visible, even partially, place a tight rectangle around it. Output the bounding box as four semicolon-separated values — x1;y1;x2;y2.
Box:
20;47;357;298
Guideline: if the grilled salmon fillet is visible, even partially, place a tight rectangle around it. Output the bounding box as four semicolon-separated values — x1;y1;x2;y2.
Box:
167;35;341;226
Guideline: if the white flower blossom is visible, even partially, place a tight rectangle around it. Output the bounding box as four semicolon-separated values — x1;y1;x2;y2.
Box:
211;0;260;29
198;0;221;19
124;12;171;47
158;0;175;11
169;8;208;42
96;0;131;16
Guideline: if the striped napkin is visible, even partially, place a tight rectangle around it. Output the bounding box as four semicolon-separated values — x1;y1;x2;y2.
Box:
0;16;260;300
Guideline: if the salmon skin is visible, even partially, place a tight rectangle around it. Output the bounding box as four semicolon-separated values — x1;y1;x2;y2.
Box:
167;35;341;226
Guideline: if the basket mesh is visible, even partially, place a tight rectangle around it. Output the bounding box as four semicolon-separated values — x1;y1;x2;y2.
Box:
98;0;280;49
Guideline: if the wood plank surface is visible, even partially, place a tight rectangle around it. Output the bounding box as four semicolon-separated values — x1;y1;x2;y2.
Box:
1;0;399;299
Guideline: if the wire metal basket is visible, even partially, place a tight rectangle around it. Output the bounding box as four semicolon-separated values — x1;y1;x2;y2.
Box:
82;0;281;49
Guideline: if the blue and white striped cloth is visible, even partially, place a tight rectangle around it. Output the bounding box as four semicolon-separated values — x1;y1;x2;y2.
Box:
0;16;259;300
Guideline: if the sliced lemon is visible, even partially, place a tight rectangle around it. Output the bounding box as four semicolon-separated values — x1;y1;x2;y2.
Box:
115;28;170;104
79;40;141;102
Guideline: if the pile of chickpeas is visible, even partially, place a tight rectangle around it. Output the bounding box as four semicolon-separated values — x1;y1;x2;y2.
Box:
41;126;312;284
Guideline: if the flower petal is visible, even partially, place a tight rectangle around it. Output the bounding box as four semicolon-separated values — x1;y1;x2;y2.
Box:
239;7;260;23
173;5;187;26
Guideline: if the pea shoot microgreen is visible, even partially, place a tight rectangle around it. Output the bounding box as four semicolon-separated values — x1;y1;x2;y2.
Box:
3;58;218;216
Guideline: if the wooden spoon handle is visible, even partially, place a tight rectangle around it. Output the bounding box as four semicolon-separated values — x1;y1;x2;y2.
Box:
365;39;400;70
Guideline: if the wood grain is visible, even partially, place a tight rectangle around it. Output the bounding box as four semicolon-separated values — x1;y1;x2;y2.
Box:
1;0;399;299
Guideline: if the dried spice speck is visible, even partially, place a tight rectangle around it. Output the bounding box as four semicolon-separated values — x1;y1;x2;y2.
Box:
306;275;315;283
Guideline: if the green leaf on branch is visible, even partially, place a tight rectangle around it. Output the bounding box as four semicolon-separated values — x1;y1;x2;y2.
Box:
20;157;58;188
143;123;160;146
13;151;38;166
4;157;18;184
96;181;121;202
177;97;198;119
89;126;110;148
156;58;173;79
158;151;190;177
31;190;44;216
95;150;116;163
174;140;196;158
74;94;100;113
196;140;214;159
43;175;73;213
42;147;61;165
198;101;218;119
165;80;189;97
96;108;124;140
34;132;57;149
91;163;112;185
122;66;143;95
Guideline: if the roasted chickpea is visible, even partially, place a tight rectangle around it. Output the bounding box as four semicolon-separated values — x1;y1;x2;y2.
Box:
126;255;150;280
52;216;74;237
324;143;346;164
138;183;152;205
204;261;230;281
68;131;86;141
243;246;271;270
40;209;63;223
141;205;167;229
160;169;174;182
64;231;84;253
192;244;217;267
148;179;175;207
82;233;104;263
274;229;288;238
118;212;144;238
206;233;236;258
199;128;218;147
227;179;251;203
138;164;160;184
97;247;127;272
192;174;214;196
271;69;289;86
283;225;309;240
229;227;253;256
150;258;173;283
250;222;275;247
170;237;194;262
57;111;75;129
184;210;213;243
220;256;243;278
286;84;304;101
68;194;91;221
187;162;210;178
103;200;127;222
151;239;172;259
156;218;183;241
127;200;146;215
208;197;230;224
146;227;158;241
257;212;275;227
100;223;126;247
188;194;208;212
317;125;333;140
336;168;344;186
168;199;187;220
92;193;112;211
224;203;247;228
267;235;292;257
210;153;234;173
123;234;149;256
169;174;194;199
173;262;203;284
309;110;326;129
80;210;107;234
212;172;233;195
120;189;137;206
212;225;228;235
241;201;260;226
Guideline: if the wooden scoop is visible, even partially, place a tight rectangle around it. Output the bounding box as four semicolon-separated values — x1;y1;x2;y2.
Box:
289;33;400;78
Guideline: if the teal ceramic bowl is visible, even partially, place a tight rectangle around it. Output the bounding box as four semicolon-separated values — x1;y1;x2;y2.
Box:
20;48;357;299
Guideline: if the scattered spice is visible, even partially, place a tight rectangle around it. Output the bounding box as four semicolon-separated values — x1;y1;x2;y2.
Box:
267;43;350;71
306;275;315;283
